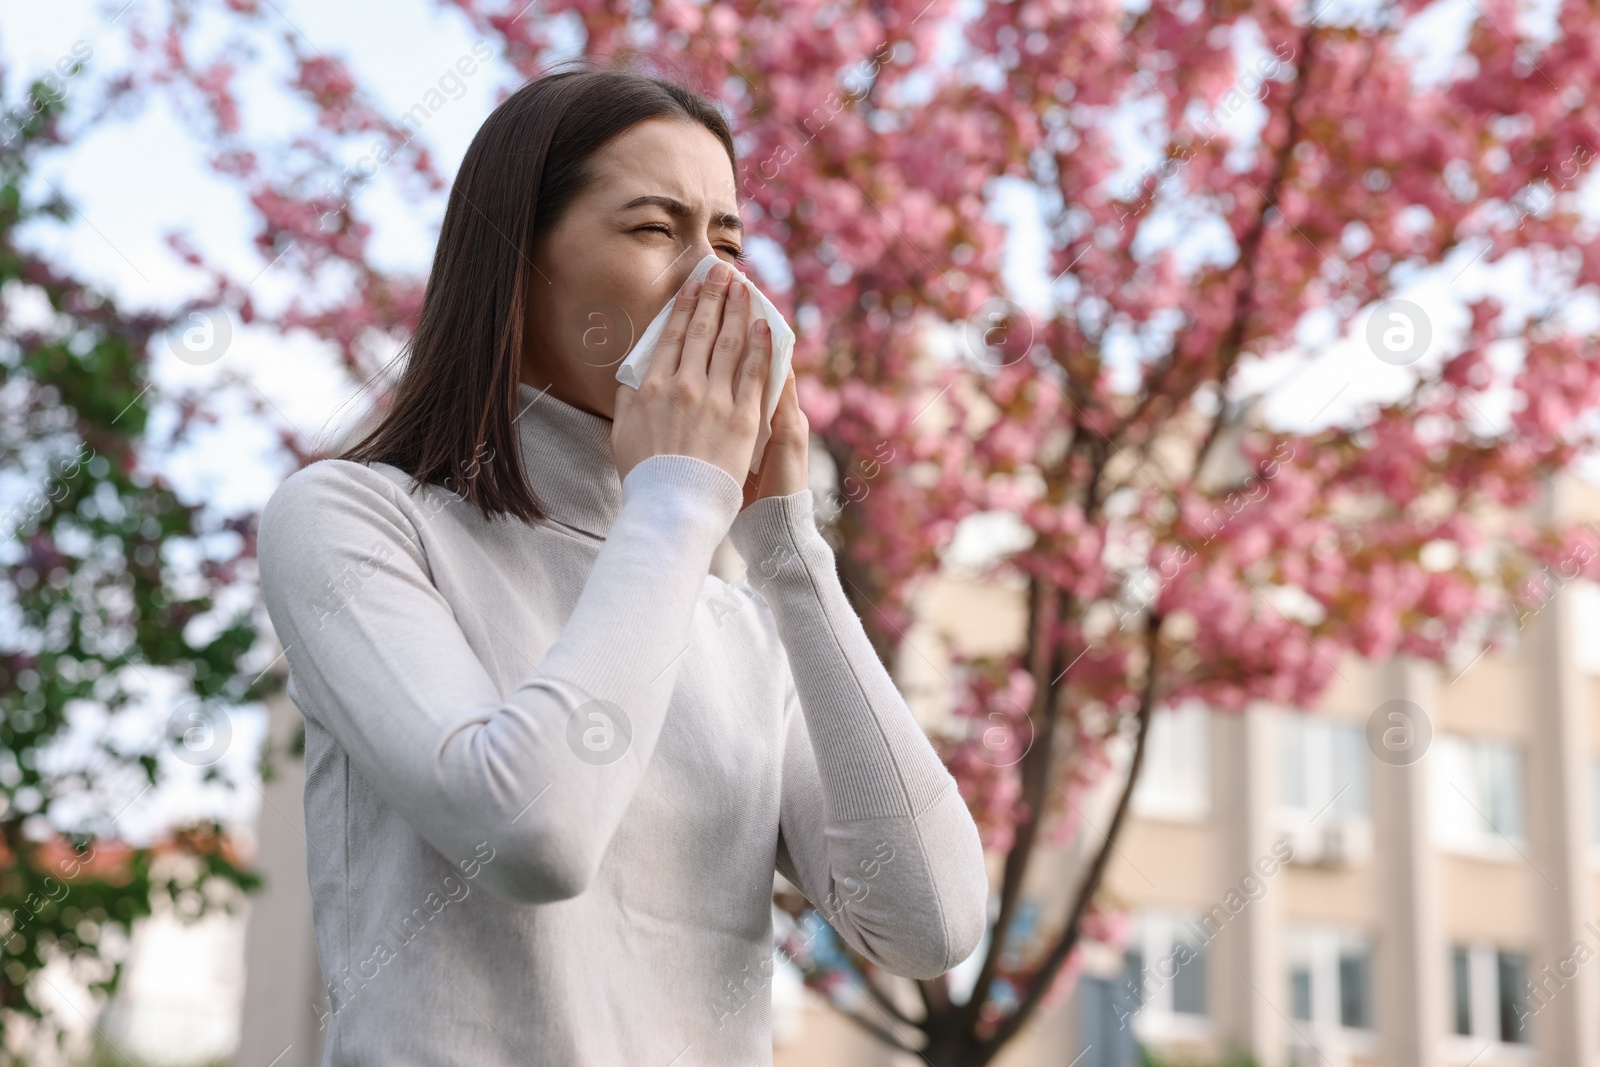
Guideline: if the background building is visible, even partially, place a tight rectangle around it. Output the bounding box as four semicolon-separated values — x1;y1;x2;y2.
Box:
1060;471;1600;1067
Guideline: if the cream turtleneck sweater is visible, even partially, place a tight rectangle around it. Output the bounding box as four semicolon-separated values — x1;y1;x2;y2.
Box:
256;381;988;1066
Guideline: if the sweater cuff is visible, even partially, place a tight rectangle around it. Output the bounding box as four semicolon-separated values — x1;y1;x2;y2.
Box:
728;489;825;582
621;453;745;535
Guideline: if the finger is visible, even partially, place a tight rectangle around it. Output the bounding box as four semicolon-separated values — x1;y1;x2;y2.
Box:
679;263;734;381
765;369;799;436
772;367;798;422
733;316;773;413
641;277;703;387
708;277;751;398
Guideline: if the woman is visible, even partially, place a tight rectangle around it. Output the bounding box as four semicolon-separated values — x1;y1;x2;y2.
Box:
257;64;988;1066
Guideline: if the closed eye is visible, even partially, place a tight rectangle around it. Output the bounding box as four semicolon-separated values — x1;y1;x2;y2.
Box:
635;223;746;263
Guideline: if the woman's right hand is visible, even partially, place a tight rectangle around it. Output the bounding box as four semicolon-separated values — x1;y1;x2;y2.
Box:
612;260;774;486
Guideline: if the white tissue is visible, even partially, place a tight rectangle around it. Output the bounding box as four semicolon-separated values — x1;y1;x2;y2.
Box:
615;252;796;475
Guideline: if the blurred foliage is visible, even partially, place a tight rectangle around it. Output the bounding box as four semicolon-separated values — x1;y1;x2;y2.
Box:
0;62;264;1046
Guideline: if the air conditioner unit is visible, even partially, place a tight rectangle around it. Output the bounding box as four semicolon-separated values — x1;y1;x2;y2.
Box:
1319;820;1373;867
1285;819;1373;869
1284;822;1321;864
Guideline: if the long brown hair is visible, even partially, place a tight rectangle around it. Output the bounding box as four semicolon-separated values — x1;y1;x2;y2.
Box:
340;61;739;524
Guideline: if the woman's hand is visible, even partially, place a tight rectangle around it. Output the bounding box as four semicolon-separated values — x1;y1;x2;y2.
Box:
612;261;773;486
741;367;809;510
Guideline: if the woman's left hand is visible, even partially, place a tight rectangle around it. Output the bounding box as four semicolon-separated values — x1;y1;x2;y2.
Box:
742;367;808;509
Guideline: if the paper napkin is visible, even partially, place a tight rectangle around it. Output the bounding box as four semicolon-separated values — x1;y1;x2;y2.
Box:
615;252;796;475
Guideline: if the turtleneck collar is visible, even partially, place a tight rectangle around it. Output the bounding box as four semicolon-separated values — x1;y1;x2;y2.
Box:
514;381;622;539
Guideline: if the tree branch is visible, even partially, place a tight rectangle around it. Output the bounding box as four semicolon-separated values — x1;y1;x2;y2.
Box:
829;994;924;1055
917;972;952;1019
839;948;921;1030
953;573;1065;1036
975;613;1164;1059
1122;21;1320;472
1189;21;1319;479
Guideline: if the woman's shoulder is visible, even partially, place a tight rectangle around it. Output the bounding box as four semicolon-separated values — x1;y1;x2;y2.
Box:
259;459;429;563
264;458;400;518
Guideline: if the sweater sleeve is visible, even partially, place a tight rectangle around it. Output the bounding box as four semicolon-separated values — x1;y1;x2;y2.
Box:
727;489;988;979
256;453;743;906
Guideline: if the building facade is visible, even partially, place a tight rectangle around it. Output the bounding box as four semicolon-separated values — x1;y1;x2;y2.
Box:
773;473;1600;1067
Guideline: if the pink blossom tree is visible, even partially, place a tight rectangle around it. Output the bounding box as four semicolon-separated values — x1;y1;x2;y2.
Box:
107;0;1600;1062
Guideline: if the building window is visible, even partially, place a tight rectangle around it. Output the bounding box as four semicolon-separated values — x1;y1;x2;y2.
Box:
1292;964;1312;1021
1278;713;1369;820
1077;973;1141;1067
1451;943;1530;1045
1431;735;1526;854
1452;947;1472;1036
1132;701;1210;821
1286;926;1374;1034
1277;714;1372;867
1570;580;1600;673
1339;949;1371;1029
1497;953;1529;1043
1120;911;1209;1039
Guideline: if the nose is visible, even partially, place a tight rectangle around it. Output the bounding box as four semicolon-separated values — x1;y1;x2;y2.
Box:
691;239;723;276
671;242;725;293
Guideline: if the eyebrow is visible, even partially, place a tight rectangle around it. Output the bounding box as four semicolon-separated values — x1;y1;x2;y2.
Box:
619;194;744;234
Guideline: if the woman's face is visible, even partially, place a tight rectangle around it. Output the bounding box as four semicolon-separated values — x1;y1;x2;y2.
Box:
522;116;744;419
